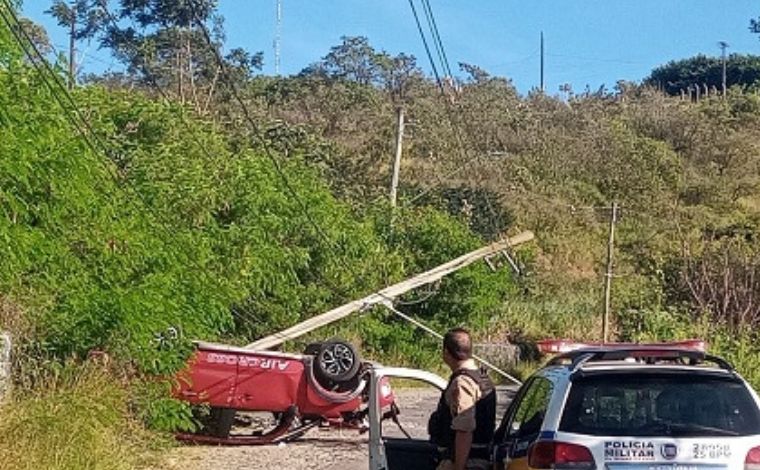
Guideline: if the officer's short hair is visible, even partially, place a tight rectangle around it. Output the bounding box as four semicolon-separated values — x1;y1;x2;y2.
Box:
443;328;472;361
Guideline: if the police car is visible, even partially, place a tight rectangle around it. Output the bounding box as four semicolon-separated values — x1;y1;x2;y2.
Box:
494;340;760;470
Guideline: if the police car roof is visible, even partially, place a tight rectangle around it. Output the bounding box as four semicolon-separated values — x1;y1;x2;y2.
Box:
541;346;734;375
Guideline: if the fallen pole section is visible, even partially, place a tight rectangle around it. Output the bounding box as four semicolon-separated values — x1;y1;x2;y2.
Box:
246;231;534;350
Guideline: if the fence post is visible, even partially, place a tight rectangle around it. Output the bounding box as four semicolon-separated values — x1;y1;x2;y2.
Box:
0;331;11;402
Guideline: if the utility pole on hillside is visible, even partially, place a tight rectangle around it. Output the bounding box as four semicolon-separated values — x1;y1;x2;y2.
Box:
602;202;618;342
389;106;405;209
540;31;545;92
719;41;729;97
68;1;76;89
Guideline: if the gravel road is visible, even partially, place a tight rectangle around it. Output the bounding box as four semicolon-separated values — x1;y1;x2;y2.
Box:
154;386;515;470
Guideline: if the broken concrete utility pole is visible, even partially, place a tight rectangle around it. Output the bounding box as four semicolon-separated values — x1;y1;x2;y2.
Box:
246;231;535;350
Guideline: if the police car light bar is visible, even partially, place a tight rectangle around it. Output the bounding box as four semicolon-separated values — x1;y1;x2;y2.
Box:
536;339;706;354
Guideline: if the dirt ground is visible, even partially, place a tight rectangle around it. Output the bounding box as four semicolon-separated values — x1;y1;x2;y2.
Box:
154;386;515;470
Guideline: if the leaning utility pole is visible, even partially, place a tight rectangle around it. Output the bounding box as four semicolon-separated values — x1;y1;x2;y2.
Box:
719;41;729;97
389;106;405;208
602;202;618;342
246;231;535;350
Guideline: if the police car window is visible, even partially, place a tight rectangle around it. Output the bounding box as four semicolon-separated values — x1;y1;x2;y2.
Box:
559;373;760;437
510;377;553;437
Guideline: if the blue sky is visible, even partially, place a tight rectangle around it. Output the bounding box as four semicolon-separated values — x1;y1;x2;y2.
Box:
22;1;760;95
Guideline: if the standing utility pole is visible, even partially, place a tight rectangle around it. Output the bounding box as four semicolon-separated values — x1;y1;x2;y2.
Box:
719;41;729;97
540;31;545;92
274;0;282;75
389;107;406;208
602;202;618;343
68;1;76;89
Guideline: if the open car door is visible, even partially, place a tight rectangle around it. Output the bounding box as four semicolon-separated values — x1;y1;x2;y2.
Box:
368;367;448;470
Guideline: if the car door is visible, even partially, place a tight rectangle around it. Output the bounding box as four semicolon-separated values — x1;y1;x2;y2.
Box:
382;376;443;470
496;377;554;470
368;368;448;470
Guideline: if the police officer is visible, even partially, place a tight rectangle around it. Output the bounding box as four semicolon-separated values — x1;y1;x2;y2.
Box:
428;328;496;470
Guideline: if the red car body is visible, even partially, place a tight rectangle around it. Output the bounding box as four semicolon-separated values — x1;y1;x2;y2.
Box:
173;341;394;444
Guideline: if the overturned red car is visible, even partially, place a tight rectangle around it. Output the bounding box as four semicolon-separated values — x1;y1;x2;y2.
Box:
173;339;396;445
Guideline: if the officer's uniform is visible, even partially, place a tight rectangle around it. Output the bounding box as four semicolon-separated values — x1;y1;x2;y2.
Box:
428;361;496;470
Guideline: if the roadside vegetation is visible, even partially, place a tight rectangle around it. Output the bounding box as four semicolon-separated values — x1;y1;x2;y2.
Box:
0;361;166;470
2;1;760;468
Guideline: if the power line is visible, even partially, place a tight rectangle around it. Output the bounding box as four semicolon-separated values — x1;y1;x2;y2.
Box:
407;0;443;91
405;0;508;239
188;1;530;350
187;1;405;323
420;0;452;78
0;1;272;338
383;303;520;383
0;1;116;177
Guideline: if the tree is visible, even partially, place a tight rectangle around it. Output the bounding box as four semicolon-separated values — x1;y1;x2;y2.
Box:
46;0;105;88
751;17;760;37
646;54;760;96
458;62;490;83
17;17;53;55
303;36;381;86
373;51;422;103
301;36;422;102
99;0;261;112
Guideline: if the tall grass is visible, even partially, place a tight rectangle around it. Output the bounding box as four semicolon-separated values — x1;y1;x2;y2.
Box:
619;308;760;392
0;363;165;470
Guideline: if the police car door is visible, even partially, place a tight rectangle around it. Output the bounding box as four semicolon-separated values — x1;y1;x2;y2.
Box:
496;377;554;470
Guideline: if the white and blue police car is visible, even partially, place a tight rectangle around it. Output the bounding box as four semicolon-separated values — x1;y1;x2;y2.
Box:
494;340;760;470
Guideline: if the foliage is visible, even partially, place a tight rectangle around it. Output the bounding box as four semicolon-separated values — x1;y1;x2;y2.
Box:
93;0;263;111
5;4;760;441
301;35;424;102
665;231;760;330
46;0;104;42
0;362;166;470
0;60;239;374
751;17;760;37
646;54;760;95
618;307;760;391
1;23;521;393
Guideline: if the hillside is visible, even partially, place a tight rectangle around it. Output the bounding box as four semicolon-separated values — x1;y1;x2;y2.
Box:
2;3;760;468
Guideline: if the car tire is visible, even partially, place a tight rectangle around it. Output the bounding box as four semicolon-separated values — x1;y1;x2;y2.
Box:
303;342;323;357
203;407;236;438
314;340;361;385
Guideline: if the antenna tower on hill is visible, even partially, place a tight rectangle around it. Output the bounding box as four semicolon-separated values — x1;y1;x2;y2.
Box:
274;0;282;75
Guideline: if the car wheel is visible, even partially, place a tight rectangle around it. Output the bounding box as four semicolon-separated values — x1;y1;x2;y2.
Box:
315;340;361;384
202;407;236;438
303;342;323;356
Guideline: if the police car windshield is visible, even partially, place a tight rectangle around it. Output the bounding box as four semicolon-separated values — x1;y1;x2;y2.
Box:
559;373;760;437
